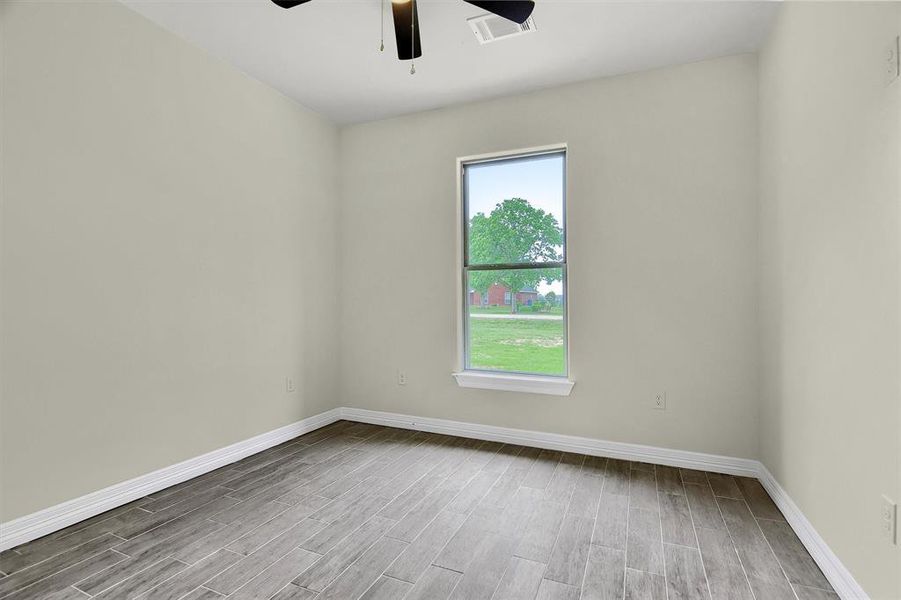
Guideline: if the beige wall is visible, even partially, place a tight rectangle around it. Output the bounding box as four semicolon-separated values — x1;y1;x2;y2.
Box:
758;3;901;599
0;1;340;521
338;54;760;459
4;6;898;597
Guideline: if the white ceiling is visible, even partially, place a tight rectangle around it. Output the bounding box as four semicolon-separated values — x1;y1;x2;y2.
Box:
121;0;779;124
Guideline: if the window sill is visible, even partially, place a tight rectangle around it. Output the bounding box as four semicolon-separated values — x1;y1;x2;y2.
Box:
453;371;575;396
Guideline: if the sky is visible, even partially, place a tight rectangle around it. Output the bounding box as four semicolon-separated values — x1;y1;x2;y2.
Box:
465;152;565;295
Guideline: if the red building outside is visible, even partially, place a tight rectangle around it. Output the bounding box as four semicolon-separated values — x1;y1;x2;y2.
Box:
469;284;538;308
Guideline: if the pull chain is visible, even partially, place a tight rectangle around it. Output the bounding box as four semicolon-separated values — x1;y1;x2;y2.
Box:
410;0;416;74
379;0;384;52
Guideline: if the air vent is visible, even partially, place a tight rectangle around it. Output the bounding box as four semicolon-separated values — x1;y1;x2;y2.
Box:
467;13;536;45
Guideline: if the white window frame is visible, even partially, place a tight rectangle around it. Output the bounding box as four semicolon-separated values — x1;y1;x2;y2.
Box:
453;144;574;396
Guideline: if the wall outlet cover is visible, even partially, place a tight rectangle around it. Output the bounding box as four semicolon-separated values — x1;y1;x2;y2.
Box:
881;495;897;544
888;35;900;85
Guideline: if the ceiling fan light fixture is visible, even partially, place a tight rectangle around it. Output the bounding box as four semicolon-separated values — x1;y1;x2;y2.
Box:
270;0;539;62
392;0;421;60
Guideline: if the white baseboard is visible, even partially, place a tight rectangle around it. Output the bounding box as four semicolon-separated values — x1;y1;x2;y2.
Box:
0;405;868;600
757;465;869;600
0;408;343;551
338;406;760;477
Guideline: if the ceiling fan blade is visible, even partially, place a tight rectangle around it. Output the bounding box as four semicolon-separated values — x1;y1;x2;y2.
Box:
392;0;422;60
270;0;313;8
463;0;534;24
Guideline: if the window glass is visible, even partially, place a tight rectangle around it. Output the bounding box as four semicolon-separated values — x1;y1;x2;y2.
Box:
465;153;564;266
465;267;565;376
462;149;567;377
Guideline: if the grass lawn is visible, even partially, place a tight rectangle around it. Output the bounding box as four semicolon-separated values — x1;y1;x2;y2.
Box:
468;315;565;375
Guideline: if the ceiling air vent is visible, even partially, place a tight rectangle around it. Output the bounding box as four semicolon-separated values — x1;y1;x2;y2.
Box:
467;13;536;45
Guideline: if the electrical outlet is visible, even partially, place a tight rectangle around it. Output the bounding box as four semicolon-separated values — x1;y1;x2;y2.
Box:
397;370;408;386
286;377;296;393
653;392;666;410
887;35;900;84
881;495;897;544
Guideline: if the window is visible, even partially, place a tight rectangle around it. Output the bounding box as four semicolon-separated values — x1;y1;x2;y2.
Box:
459;147;569;388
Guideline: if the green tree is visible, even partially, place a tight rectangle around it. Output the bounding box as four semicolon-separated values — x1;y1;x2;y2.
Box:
469;198;562;314
544;290;556;311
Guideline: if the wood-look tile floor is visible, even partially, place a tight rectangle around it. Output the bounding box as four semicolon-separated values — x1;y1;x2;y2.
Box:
0;421;837;600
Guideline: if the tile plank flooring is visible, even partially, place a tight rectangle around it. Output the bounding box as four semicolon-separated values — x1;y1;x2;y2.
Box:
0;421;836;600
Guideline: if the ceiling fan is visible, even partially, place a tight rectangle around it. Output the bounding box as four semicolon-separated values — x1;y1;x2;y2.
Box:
270;0;535;62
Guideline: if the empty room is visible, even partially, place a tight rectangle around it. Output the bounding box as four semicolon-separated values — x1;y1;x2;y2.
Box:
1;0;899;599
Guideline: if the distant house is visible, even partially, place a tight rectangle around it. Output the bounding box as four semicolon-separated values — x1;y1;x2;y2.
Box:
469;284;539;307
